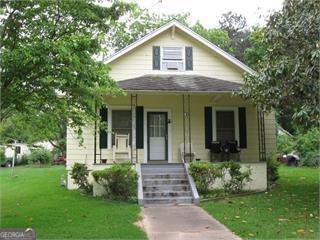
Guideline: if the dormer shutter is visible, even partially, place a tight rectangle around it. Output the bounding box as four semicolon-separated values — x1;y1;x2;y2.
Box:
185;47;193;70
153;46;160;70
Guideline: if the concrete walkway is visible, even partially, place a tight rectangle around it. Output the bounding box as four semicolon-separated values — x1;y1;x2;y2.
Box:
139;205;241;240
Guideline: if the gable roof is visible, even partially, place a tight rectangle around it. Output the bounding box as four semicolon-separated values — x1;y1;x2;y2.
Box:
117;74;242;92
105;20;256;75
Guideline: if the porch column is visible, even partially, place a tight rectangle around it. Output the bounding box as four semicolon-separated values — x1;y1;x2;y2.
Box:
131;94;137;163
182;94;192;162
257;106;266;161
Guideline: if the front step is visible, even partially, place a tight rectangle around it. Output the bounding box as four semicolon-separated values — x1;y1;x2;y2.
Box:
144;196;194;204
140;164;195;205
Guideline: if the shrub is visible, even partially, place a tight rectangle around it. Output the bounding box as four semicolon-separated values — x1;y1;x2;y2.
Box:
219;161;252;194
300;152;320;167
28;149;52;164
92;162;137;200
20;154;30;165
277;134;295;154
70;163;93;194
266;154;280;184
189;161;221;194
0;147;5;162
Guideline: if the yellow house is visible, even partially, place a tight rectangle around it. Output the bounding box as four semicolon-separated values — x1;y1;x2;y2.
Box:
66;20;276;205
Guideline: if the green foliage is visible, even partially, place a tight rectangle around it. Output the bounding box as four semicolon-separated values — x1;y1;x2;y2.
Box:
20;154;30;165
266;154;280;184
0;0;130;133
28;149;52;165
0;147;5;162
189;161;221;194
92;163;137;200
277;134;295;154
192;22;230;50
219;161;252;194
244;27;268;68
277;128;320;167
70;163;93;194
239;0;320;130
219;11;250;62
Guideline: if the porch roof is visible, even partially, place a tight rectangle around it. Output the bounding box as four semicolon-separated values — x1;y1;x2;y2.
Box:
117;74;242;92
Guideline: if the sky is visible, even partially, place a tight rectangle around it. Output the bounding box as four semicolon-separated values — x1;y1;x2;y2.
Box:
127;0;284;28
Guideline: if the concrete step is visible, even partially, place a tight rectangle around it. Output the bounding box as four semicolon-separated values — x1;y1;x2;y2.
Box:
144;196;194;205
141;168;186;174
141;164;184;168
144;191;192;198
142;173;187;179
143;184;191;191
143;179;189;185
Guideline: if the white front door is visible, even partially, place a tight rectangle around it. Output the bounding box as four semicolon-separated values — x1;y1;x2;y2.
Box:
148;112;168;161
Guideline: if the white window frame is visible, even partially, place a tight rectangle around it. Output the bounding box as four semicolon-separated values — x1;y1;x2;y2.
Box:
107;106;131;149
160;46;185;71
212;107;239;144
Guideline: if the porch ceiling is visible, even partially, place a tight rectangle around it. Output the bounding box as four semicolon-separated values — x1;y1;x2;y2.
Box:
117;74;242;92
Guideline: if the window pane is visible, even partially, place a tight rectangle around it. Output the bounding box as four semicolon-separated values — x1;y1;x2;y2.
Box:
162;47;183;60
112;110;131;145
216;111;235;143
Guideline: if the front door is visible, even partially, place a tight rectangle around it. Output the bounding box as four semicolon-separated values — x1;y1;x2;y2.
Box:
147;112;168;161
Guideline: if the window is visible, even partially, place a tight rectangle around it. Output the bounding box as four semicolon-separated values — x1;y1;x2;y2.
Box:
112;110;131;145
161;47;184;70
216;111;235;143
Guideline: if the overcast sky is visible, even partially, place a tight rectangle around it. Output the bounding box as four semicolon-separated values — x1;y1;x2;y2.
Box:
127;0;284;28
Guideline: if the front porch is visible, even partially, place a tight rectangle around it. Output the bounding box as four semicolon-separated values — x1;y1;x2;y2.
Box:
93;91;266;165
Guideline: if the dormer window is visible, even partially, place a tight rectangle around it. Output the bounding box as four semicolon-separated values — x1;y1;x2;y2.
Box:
161;47;184;70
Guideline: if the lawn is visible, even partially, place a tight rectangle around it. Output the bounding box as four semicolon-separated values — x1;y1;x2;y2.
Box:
0;166;146;239
201;166;320;239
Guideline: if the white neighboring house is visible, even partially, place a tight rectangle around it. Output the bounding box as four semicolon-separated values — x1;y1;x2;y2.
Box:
3;141;54;162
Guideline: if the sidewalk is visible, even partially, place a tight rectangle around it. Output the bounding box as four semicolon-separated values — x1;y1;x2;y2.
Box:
139;205;241;240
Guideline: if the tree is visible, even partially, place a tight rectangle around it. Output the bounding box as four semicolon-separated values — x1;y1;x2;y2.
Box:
244;27;268;68
0;0;131;130
192;21;230;51
239;0;320;131
0;112;67;153
105;5;190;53
219;11;251;62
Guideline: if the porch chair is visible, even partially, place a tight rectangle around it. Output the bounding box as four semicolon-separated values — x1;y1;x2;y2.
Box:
112;133;131;163
226;140;241;161
210;141;222;162
180;143;195;163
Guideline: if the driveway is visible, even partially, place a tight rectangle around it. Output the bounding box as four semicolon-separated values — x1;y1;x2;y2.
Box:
139;205;240;240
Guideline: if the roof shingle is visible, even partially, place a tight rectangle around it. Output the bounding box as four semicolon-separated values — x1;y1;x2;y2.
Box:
117;74;242;92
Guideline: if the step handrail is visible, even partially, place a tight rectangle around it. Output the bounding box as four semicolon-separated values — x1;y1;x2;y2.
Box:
184;163;200;205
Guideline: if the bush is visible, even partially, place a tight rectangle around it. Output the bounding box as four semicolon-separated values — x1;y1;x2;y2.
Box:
219;161;252;194
277;134;295;154
189;161;221;194
70;163;93;194
92;162;137;200
0;147;5;162
277;128;320;167
266;154;280;184
20;154;30;165
300;152;320;167
28;149;52;164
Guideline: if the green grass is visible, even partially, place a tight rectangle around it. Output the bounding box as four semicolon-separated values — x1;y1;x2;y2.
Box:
201;166;320;239
0;166;146;239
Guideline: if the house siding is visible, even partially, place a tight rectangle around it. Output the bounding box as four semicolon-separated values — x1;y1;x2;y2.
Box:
109;28;244;83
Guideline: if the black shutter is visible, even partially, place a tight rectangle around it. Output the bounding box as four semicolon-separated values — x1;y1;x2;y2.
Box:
185;47;193;70
136;106;144;149
99;107;108;148
238;107;247;148
153;46;160;70
204;107;213;149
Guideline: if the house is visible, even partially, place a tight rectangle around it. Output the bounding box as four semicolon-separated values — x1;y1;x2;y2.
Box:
66;20;276;204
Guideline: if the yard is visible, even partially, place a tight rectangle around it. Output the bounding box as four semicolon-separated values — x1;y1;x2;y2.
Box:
0;166;146;239
201;166;320;239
